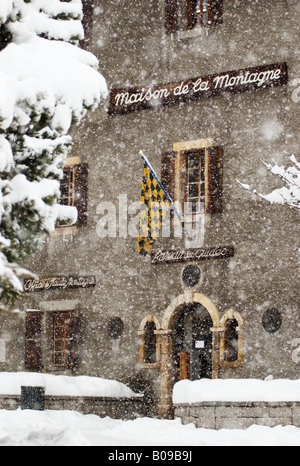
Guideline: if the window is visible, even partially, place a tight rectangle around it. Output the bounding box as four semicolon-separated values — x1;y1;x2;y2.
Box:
60;166;76;208
144;321;157;364
186;150;205;213
165;0;223;33
57;160;89;227
138;315;161;368
224;319;239;362
220;310;244;368
161;142;224;220
25;309;78;372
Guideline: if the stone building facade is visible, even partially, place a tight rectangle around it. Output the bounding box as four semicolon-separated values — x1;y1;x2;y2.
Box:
0;0;299;419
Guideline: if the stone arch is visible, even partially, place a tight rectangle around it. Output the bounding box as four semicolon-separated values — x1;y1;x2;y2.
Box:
138;314;161;333
220;309;244;328
220;309;244;367
161;291;220;331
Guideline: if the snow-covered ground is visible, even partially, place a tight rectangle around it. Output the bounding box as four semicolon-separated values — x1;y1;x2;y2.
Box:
173;378;300;403
0;409;299;446
0;372;139;398
0;373;299;446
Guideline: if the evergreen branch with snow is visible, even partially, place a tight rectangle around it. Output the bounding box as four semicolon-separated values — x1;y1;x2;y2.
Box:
0;0;107;304
237;154;300;210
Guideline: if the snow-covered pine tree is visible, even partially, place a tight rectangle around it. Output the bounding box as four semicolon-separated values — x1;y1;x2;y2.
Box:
0;0;107;304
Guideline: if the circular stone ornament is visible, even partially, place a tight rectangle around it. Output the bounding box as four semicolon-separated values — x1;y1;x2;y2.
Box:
107;317;124;339
262;308;282;334
182;265;201;288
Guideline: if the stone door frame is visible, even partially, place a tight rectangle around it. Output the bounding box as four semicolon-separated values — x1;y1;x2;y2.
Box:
157;291;223;419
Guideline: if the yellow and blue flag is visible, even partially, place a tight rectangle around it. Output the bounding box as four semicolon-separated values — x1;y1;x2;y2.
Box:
137;153;172;256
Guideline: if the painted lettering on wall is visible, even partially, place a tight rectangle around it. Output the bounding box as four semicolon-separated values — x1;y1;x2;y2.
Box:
151;246;235;265
109;62;288;115
23;276;96;292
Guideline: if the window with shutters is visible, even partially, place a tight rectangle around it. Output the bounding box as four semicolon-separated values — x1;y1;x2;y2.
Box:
25;310;77;372
161;141;223;225
57;157;89;229
165;0;224;34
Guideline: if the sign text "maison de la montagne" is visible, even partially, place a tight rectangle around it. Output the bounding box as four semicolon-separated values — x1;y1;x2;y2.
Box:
108;62;288;115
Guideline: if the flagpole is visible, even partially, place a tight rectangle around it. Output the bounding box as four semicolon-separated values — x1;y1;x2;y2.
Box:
139;150;192;239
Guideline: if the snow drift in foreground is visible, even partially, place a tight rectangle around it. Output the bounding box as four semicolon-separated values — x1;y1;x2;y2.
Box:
173;378;300;404
0;410;299;446
0;372;139;398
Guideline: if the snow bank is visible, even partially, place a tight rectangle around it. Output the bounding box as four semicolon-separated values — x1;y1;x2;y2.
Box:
173;378;300;404
0;410;299;446
0;372;139;398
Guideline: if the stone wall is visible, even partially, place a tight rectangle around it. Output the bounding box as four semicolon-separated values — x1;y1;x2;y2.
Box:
0;395;146;420
174;402;300;430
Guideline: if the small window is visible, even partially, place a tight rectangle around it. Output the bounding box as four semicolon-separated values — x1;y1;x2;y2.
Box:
144;321;157;364
60;166;76;208
107;317;125;340
220;310;244;368
161;144;224;220
224;319;239;363
138;316;161;368
57;162;88;227
188;0;209;29
165;0;224;34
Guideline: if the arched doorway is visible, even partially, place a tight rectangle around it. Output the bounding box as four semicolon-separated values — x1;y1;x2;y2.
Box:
173;303;213;382
158;292;221;419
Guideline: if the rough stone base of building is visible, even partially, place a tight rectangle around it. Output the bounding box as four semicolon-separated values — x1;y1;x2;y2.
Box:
0;395;146;420
174;402;300;430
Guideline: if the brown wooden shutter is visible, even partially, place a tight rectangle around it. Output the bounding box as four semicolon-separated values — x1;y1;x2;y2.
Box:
187;0;197;29
25;311;43;371
80;0;94;48
161;151;175;200
208;0;224;25
74;164;88;226
66;311;77;370
165;0;178;34
206;146;223;214
52;311;77;370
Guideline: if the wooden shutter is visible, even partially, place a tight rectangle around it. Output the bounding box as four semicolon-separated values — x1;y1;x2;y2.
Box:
25;311;43;371
66;311;77;370
208;0;224;25
187;0;198;29
52;311;77;370
80;0;94;48
161;151;175;200
206;146;223;214
74;164;88;226
165;0;178;34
